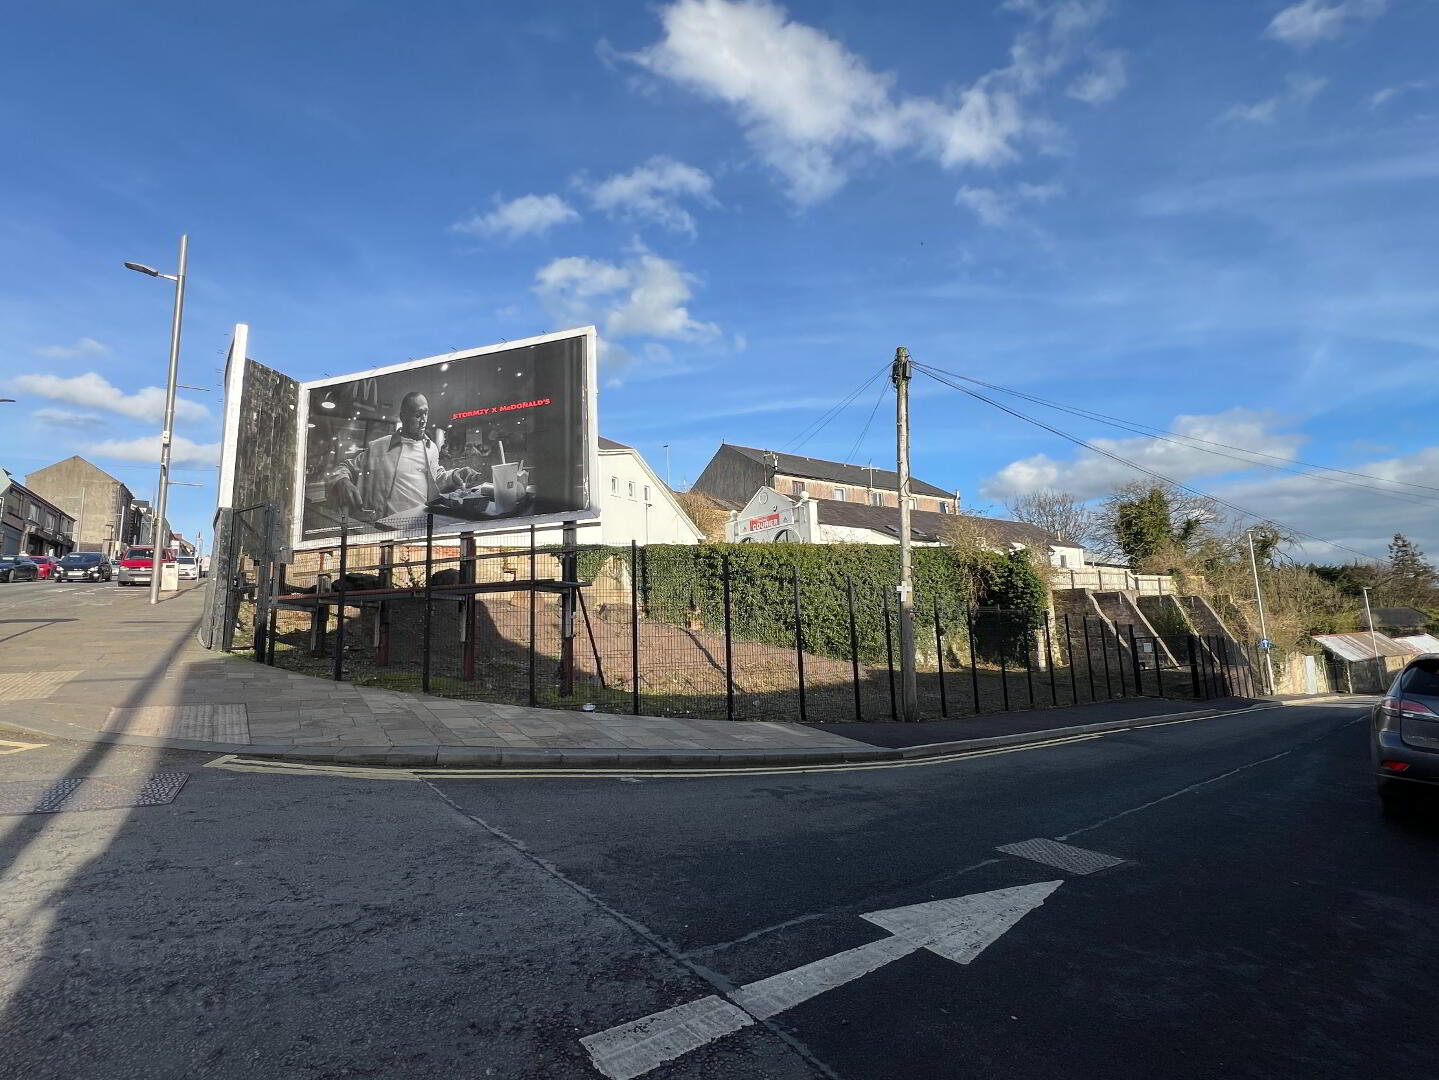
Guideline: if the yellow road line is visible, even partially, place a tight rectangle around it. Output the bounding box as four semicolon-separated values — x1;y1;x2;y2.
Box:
0;738;47;755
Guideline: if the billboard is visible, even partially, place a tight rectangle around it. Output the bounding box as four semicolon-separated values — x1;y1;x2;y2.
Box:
293;327;597;549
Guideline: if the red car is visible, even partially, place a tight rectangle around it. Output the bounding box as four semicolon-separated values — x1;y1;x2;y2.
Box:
116;546;177;586
28;555;61;580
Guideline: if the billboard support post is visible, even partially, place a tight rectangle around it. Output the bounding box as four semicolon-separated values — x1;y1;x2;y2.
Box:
461;531;476;682
334;514;347;682
561;520;577;698
422;514;434;695
528;525;537;707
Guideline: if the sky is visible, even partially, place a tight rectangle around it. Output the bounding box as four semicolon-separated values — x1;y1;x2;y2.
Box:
2;0;1436;563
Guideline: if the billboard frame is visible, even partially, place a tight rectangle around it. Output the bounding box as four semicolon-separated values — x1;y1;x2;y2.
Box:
289;325;599;552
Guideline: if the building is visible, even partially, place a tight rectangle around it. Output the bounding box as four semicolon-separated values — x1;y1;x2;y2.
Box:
722;485;1085;568
693;444;959;515
24;456;140;556
596;437;704;546
0;475;76;557
1361;607;1433;636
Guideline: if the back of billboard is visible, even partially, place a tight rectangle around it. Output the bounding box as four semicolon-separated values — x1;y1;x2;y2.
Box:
293;327;598;549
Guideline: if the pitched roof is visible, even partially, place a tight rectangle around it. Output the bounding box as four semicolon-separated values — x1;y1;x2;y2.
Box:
598;436;632;451
1313;632;1416;662
813;498;1058;548
1367;607;1431;628
725;444;953;499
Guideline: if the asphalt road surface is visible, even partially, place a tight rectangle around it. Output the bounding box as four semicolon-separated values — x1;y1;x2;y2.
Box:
0;692;1433;1079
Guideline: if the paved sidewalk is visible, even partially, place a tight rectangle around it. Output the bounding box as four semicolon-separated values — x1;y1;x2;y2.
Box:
0;583;1320;768
0;584;871;766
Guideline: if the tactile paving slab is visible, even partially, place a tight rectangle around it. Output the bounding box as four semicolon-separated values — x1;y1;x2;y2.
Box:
0;671;82;701
0;772;189;815
104;704;249;742
995;837;1126;875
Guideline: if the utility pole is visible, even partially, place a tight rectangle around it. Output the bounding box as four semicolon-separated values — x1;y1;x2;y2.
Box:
893;347;918;721
1361;585;1384;692
1247;529;1278;695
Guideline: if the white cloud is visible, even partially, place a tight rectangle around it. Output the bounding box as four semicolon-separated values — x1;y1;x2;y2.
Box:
1371;80;1431;108
626;0;1115;204
1265;0;1387;48
10;372;209;424
32;337;108;360
533;251;720;344
1221;73;1327;124
583;157;716;234
32;408;106;429
957;180;1062;227
84;434;221;468
980;408;1307;500
1067;50;1127;104
451;193;580;239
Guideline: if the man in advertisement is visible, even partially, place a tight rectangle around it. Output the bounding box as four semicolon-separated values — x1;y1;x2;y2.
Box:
327;391;480;520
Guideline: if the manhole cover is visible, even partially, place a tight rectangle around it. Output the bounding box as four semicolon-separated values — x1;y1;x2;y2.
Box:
0;772;189;815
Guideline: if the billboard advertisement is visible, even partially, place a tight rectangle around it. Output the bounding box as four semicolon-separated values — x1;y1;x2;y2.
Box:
293;327;597;549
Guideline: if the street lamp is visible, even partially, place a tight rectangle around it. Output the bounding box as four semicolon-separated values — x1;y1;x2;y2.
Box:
1361;585;1384;693
124;235;187;605
1246;529;1278;695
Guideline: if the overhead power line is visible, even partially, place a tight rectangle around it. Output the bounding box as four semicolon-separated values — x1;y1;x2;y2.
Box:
843;379;890;466
914;363;1380;563
779;364;889;456
918;362;1439;502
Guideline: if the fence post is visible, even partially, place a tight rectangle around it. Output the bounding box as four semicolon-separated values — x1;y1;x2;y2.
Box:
422;514;433;695
934;597;948;718
376;542;392;666
1128;624;1143;696
967;608;981;715
1155;640;1166;697
560;521;578;698
461;531;476;682
1218;637;1233;697
793;568;807;723
1099;620;1115;699
1044;618;1058;706
1082;615;1093;701
527;525;537;707
268;561;283;666
630;540;641;716
1187;635;1202;699
723;553;735;721
847;575;862;722
1063;614;1078;704
333;514;347;682
882;591;897;722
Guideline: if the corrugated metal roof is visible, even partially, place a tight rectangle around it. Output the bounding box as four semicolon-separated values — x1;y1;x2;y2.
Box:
1394;633;1439;654
1312;632;1416;663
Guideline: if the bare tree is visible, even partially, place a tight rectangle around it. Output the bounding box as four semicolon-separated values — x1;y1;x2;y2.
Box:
1005;490;1097;548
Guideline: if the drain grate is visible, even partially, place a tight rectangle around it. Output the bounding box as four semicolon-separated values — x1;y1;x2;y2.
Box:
0;772;189;815
995;837;1126;875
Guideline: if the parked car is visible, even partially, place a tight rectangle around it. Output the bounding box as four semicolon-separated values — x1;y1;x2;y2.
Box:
1372;654;1439;813
54;551;113;582
116;546;176;586
175;555;200;581
0;556;40;583
28;554;61;579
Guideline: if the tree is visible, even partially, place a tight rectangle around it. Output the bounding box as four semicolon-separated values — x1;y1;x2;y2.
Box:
1382;533;1438;609
1096;482;1219;569
1005;490;1096;548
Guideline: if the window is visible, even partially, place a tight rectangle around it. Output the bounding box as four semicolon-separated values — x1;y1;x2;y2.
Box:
833;488;846;501
611;476;618;493
643;485;651;502
1058;554;1068;568
628;481;635;498
869;491;883;506
791;480;806;496
939;501;950;514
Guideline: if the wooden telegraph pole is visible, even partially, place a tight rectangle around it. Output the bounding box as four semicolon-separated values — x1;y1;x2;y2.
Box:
893;347;918;721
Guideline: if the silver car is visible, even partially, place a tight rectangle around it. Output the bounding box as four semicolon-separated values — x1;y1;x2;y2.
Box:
1371;653;1439;813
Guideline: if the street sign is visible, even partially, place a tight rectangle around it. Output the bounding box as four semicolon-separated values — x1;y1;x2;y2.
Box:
1260;638;1272;650
580;880;1063;1080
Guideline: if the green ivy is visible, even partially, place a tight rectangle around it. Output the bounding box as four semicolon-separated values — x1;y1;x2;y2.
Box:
577;543;1049;665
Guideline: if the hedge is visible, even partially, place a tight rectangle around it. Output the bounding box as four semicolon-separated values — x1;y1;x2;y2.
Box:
578;543;1050;665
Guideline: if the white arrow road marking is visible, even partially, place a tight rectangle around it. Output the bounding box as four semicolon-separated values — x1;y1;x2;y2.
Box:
580;880;1063;1079
0;739;47;756
996;838;1125;875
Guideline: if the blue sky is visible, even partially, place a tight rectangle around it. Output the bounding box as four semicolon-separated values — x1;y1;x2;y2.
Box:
3;0;1436;561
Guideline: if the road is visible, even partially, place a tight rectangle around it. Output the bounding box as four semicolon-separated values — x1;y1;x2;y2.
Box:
0;579;1433;1078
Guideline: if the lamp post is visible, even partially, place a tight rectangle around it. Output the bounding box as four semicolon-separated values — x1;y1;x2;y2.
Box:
1361;585;1383;693
1246;529;1278;696
124;235;188;605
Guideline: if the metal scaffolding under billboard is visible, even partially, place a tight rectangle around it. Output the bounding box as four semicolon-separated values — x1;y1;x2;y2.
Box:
292;327;598;550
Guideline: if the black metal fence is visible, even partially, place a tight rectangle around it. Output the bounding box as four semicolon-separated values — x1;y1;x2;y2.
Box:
222;513;1258;724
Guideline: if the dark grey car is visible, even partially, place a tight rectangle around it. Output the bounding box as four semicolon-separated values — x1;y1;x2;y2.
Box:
1371;653;1439;812
0;556;40;582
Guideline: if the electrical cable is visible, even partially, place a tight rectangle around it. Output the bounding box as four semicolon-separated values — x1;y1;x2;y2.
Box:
915;365;1380;563
843;379;890;466
916;362;1439;501
779;364;888;455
